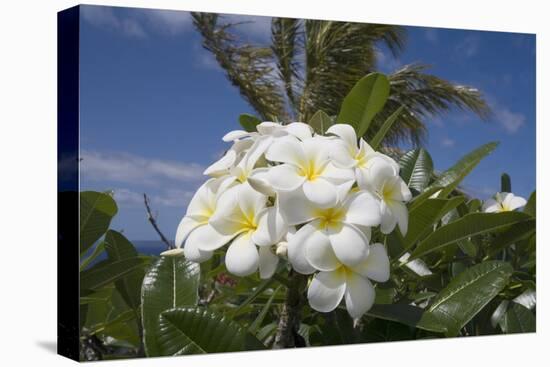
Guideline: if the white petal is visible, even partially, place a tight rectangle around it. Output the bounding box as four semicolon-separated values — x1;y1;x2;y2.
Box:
344;272;375;319
191;224;235;252
277;187;316;225
287;222;318;274
343;191;382;227
285;122;313;140
203;150;236;176
307;269;346;313
186;178;218;218
321;162;356;185
225;233;259;277
175;216;203;247
351;243;390;282
326;124;357;149
386;176;412;202
379;200;398;234
305;230;341;271
388;200;408;236
502;193;527;211
257;121;283;135
359;157;396;192
237;183;267;219
241;136;272;172
328;223;370;267
209;187;247;236
329;140;356;168
302;137;330;168
302;179;338;208
252;206;288;246
183;228;213;263
161;248;185;257
248;168;275;196
258;246;279;279
482;198;500;213
358;138;375;157
265;136;305;166
267;164;305;192
223;130;253;142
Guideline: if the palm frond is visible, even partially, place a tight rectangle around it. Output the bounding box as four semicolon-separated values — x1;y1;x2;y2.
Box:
371;63;491;146
298;21;406;121
191;13;287;121
271;18;302;117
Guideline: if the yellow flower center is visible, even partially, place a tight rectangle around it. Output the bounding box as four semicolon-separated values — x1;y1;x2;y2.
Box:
240;210;258;232
355;150;368;168
315;207;345;230
299;159;323;181
381;182;394;202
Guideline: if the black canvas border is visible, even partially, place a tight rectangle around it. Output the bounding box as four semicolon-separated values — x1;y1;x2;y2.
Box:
57;5;80;361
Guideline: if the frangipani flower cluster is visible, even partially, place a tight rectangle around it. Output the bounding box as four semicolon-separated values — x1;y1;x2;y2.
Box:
168;121;412;319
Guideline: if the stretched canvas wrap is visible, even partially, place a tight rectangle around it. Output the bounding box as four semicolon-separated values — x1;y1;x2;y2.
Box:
58;4;537;361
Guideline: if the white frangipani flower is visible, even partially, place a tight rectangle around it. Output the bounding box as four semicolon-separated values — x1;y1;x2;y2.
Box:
203;139;253;177
280;185;381;274
172;177;235;262
205;183;288;278
266;136;354;208
327;124;399;186
307;243;390;319
359;158;411;235
482;192;527;213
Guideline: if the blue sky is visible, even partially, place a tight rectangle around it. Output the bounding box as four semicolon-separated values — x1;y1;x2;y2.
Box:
78;5;536;241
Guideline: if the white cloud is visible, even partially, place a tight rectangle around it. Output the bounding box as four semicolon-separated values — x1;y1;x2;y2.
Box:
142;9;192;35
81;6;147;39
81;150;204;185
441;138;455;148
81;6;192;38
112;187;194;208
494;107;526;134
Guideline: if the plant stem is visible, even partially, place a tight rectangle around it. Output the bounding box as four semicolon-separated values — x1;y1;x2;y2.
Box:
273;271;308;348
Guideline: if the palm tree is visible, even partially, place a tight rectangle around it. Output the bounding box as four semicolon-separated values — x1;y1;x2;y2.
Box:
191;13;490;146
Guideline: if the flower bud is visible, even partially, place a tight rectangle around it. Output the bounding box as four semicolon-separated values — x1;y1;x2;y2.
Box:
275;241;288;257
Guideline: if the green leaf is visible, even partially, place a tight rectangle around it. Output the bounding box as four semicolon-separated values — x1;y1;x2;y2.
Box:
141;256;200;357
411;212;531;259
80;257;146;291
486;218;536;257
336;72;390;137
404;196;464;248
399;148;434;192
420;261;513;336
308;110;333;134
229;278;274;317
104;230;144;310
156;308;265;355
523;190;536;217
248;286;281;333
239;113;261;132
501;173;512;192
499;303;536;333
367;304;446;333
429;142;499;198
80;241;106;271
80;191;118;254
369;105;404;149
